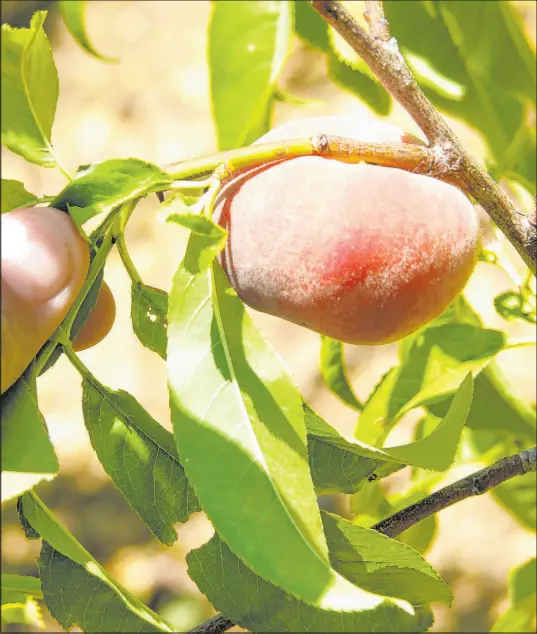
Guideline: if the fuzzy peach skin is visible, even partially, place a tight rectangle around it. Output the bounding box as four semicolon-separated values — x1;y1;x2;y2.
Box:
1;207;116;394
214;116;479;345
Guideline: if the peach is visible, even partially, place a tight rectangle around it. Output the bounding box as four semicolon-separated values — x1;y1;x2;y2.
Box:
214;116;479;345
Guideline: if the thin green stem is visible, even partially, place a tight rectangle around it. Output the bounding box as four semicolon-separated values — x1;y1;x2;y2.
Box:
63;345;95;381
166;137;436;182
504;337;536;350
55;157;73;182
116;233;142;285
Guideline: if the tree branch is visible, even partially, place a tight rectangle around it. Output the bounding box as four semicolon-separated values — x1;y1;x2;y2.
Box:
364;0;390;42
310;0;536;275
372;446;537;537
189;614;235;634
189;446;536;633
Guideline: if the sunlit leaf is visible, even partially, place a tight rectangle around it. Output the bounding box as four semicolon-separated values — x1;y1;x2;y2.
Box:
306;373;473;472
1;372;58;503
357;324;504;445
58;1;116;61
168;231;416;612
320;337;362;411
209;0;293;149
19;493;174;632
1;574;44;628
187;513;442;631
429;361;536;439
1;11;59;166
51;159;172;227
1;598;43;629
1;180;38;213
1;574;43;602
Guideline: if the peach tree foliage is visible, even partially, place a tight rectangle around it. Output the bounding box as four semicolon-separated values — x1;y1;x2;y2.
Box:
1;1;535;633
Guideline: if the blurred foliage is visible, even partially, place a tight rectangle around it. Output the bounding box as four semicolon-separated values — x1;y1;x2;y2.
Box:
1;1;536;632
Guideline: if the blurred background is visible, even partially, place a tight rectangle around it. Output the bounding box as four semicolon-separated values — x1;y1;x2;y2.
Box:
1;1;536;632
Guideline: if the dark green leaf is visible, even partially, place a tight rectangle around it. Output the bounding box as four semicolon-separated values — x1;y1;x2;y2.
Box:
357;324;505;445
81;377;199;544
168;232;416;611
1;373;58;502
58;0;116;61
1;11;59;166
306;405;397;495
20;492;175;632
293;0;330;52
1;180;38;213
209;0;293;149
51;159;172;227
187;518;436;632
131;284;168;359
320;337;362;411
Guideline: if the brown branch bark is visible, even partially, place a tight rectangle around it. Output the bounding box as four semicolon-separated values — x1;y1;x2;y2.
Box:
189;446;536;633
372;446;537;537
310;0;536;275
364;0;390;42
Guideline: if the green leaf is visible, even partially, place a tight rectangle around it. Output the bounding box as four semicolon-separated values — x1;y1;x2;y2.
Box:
428;361;536;439
493;471;536;532
384;0;536;188
19;492;174;632
306;373;473;472
397;516;438;556
1;179;38;213
1;373;58;503
131;283;168;360
491;558;536;632
1;11;59;167
187;518;436;632
166;211;227;269
168;232;416;612
306;404;399;495
81;376;199;545
293;0;330;52
494;289;536;325
357;324;505;445
307;429;385;495
321;512;452;606
51;159;172;227
209;0;293;149
320;337;363;411
58;1;116;61
1;574;43;602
